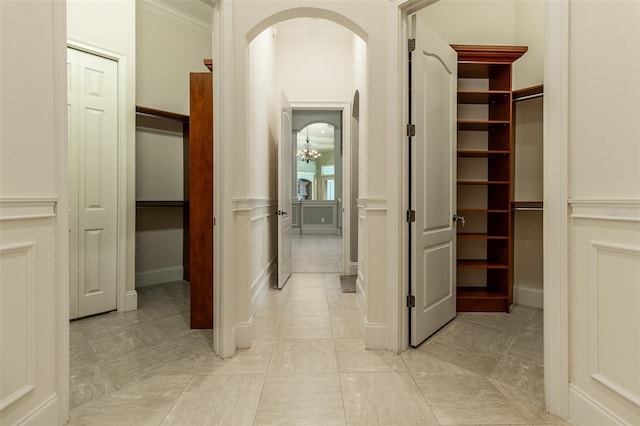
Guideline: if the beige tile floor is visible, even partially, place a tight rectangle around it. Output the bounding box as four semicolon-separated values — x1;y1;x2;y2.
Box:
292;233;343;272
68;235;566;425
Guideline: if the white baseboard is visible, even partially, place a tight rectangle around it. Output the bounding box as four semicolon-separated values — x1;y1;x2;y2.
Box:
17;393;57;426
250;260;276;314
124;290;138;311
349;262;358;275
514;284;544;309
356;274;366;315
135;266;184;288
569;384;626;425
299;228;340;235
235;317;253;349
237;260;276;349
364;320;386;349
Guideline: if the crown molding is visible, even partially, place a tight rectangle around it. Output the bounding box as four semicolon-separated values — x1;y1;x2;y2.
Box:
137;0;212;38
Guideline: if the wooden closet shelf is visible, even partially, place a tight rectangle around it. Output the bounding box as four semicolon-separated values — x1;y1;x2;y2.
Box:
458;91;510;104
457;287;509;299
457;233;509;240
457;259;509;269
513;84;543;101
458;120;510;131
136;201;189;208
457;208;510;213
457;287;510;312
457;149;509;157
136;105;189;123
457;180;509;185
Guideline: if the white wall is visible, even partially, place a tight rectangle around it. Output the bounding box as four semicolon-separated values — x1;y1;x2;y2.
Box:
137;0;212;115
275;21;355;102
67;0;138;302
1;1;68;423
565;1;640;423
237;27;279;345
135;1;212;287
419;0;516;48
514;0;544;90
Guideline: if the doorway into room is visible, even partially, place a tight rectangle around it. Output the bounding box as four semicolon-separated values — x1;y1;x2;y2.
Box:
291;111;346;275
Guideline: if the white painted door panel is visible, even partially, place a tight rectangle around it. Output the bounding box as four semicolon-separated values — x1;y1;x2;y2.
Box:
410;15;457;346
68;48;118;318
278;94;293;288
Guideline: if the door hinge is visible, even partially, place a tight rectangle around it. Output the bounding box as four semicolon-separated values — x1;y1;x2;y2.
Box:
407;294;416;308
406;209;416;223
406;124;415;137
408;38;416;52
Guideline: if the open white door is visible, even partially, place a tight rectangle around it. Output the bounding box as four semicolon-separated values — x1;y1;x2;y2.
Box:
68;48;119;318
410;15;457;346
277;94;293;288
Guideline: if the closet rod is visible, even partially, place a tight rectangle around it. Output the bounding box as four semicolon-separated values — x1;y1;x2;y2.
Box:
513;93;543;103
136;105;189;123
512;207;543;211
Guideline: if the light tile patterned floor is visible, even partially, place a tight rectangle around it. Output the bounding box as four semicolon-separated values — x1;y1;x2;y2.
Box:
68;236;567;425
292;233;343;272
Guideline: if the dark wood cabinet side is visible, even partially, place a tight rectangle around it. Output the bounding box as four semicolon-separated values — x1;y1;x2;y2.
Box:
189;72;213;329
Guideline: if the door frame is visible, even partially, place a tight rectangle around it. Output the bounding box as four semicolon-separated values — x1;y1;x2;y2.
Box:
66;39;130;315
290;102;352;275
395;0;569;419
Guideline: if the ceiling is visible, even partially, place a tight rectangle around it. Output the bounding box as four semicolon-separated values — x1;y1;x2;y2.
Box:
297;122;335;153
156;0;212;23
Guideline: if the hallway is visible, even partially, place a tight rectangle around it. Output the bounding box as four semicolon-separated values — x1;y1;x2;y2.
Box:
68;269;564;425
291;233;343;273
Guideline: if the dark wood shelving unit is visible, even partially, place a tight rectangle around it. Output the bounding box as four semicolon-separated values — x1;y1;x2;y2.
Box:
453;45;527;313
457;233;509;240
457;180;510;185
458;90;510;104
457;149;510;157
457;208;510;214
136;201;190;208
457;120;510;131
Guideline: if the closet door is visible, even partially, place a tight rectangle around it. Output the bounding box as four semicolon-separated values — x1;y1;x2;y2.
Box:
68;48;118;318
409;16;458;346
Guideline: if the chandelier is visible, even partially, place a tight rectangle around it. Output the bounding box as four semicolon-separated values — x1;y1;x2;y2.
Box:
297;128;321;164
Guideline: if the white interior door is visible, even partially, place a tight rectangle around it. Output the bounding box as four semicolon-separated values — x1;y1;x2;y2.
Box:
67;48;118;318
277;94;293;288
410;15;457;346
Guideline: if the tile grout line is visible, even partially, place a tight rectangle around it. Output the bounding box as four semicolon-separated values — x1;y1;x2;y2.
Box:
156;371;198;426
402;352;443;426
328;272;350;426
252;335;280;424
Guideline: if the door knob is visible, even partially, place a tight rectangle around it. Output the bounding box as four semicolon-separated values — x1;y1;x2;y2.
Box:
452;214;465;226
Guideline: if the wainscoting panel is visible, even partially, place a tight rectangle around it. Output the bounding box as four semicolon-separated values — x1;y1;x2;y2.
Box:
588;241;640;407
0;199;59;425
569;199;640;424
0;242;36;411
